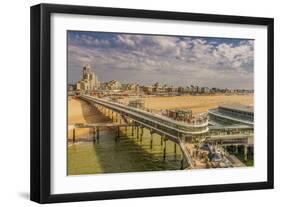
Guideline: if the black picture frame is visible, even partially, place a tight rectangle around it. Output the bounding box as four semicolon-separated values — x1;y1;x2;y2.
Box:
30;3;274;204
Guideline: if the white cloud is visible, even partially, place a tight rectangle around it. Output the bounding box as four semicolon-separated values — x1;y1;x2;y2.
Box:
68;33;254;89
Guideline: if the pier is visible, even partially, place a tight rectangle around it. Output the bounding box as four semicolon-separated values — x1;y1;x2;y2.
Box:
79;95;211;168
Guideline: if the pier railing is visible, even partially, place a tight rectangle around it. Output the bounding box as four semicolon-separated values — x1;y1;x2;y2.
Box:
81;95;209;136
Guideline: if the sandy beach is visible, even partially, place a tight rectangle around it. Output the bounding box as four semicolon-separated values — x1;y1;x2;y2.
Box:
125;94;253;114
67;97;111;140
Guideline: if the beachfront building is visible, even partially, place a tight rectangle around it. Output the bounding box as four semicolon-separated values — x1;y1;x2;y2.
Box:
184;86;190;93
142;86;153;94
152;82;160;93
208;103;254;126
190;85;200;93
201;87;210;93
106;80;122;90
123;83;140;92
76;65;100;91
178;86;185;93
167;85;176;93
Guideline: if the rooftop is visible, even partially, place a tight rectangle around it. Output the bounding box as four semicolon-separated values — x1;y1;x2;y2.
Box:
219;103;254;113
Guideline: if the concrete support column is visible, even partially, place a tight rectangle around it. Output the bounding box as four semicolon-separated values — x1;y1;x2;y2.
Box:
96;126;100;141
163;140;167;160
72;129;76;143
115;126;120;142
244;145;248;161
131;125;134;136
180;154;184;170
150;131;153;149
140;127;143;142
92;127;96;143
117;126;120;138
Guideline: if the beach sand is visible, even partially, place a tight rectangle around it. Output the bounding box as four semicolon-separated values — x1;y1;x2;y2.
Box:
67;97;111;140
123;94;253;114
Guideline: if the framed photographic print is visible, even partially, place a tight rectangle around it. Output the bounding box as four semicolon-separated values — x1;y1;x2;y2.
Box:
30;3;274;203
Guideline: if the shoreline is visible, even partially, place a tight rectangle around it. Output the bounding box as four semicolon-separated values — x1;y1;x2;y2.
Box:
67;97;113;141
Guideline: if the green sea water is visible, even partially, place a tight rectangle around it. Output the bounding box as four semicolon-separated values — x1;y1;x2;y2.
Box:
67;127;183;175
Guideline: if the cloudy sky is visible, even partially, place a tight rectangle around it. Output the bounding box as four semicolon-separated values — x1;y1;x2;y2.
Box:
68;31;254;89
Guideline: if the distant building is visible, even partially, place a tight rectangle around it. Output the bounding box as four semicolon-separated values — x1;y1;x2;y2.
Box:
68;85;74;91
76;65;100;91
178;86;185;93
106;80;122;90
152;82;160;92
184;86;190;93
125;83;140;92
190;85;199;93
201;87;210;93
167;85;176;93
142;86;153;94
